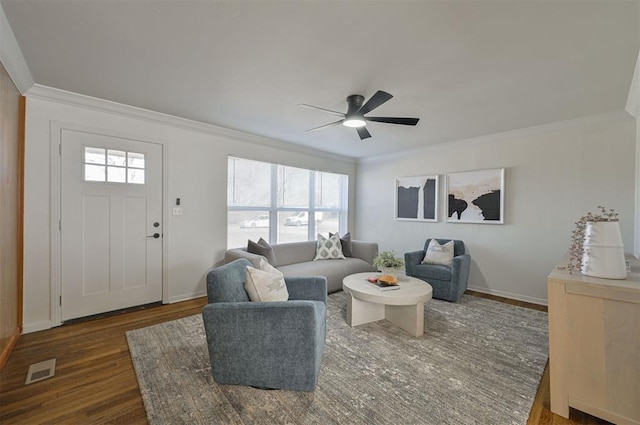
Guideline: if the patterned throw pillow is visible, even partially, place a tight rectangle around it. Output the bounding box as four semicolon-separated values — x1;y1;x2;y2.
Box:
244;263;288;302
422;240;455;266
313;233;346;261
329;232;353;257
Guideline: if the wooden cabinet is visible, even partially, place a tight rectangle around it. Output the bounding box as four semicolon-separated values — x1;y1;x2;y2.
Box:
547;258;640;424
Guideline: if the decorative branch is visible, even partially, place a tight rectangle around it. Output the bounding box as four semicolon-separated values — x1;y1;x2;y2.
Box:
560;206;619;273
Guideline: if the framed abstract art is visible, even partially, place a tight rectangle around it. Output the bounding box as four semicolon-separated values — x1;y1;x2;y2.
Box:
395;175;439;222
446;168;504;224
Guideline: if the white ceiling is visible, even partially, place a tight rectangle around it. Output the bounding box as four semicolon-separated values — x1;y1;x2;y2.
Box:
2;0;639;159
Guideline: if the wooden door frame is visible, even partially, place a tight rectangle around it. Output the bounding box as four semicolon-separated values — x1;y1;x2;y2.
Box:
49;121;169;326
0;95;25;371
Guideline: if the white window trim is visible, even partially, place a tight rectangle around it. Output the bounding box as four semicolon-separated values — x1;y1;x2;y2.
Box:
227;156;348;245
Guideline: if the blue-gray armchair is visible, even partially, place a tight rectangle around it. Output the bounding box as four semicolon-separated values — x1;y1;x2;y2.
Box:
202;258;327;391
404;239;470;302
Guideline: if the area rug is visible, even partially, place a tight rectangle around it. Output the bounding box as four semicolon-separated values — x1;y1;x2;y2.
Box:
126;293;548;425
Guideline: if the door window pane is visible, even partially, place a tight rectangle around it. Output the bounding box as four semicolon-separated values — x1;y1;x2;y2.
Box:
128;152;145;168
85;164;105;182
128;169;145;184
83;146;146;185
85;147;106;164
107;150;126;166
107;166;126;183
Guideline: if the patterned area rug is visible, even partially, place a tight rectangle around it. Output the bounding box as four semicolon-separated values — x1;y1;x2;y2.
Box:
126;293;548;425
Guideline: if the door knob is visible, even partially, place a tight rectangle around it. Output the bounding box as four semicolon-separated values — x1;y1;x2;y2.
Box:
147;233;160;239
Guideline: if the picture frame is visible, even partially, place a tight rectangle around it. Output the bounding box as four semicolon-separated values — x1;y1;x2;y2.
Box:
446;168;504;224
395;175;439;222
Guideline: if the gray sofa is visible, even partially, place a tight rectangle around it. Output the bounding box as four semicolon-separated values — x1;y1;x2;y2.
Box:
224;240;378;293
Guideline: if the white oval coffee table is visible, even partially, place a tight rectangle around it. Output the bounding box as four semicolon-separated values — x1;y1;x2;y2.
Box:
342;272;433;337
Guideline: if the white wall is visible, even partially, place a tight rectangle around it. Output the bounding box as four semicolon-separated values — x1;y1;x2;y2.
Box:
355;112;636;305
23;89;357;332
625;50;640;257
21;88;637;330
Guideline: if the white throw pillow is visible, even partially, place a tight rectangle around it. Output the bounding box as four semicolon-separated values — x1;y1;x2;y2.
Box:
422;240;455;267
313;233;346;260
245;266;288;302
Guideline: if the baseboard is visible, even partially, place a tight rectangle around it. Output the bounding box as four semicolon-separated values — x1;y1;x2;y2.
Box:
466;285;548;307
23;320;54;334
0;327;21;371
168;290;207;304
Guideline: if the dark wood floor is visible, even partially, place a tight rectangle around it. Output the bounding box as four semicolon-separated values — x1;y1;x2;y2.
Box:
0;291;611;424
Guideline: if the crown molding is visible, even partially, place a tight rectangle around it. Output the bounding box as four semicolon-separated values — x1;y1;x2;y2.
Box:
25;84;356;165
359;110;633;166
0;3;34;94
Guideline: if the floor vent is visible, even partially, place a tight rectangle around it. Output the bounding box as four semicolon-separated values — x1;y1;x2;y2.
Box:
25;359;56;385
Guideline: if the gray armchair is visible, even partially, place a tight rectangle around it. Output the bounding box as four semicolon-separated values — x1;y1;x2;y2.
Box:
404;239;470;302
202;258;327;391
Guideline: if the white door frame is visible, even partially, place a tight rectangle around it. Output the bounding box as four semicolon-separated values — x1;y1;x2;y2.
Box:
49;121;169;326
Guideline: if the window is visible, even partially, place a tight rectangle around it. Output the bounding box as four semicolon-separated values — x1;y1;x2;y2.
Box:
227;156;349;248
84;146;145;184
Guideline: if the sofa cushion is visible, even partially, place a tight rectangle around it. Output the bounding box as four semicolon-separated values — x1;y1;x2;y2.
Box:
422;239;454;266
271;241;317;267
313;233;346;260
224;240;379;294
245;265;288;302
247;238;278;266
279;258;375;293
411;263;452;282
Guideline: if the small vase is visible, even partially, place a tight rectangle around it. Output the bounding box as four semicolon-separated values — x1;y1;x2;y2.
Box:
581;221;627;279
381;267;401;277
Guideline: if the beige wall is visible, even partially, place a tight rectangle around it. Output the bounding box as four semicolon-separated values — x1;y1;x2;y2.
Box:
0;61;23;367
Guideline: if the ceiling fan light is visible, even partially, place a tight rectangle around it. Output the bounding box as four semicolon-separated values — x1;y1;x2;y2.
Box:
343;118;366;128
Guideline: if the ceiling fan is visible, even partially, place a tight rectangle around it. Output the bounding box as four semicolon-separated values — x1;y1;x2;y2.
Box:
298;90;420;140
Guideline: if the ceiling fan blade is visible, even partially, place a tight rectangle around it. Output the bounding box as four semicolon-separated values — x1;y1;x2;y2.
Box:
366;117;420;126
306;119;344;133
357;90;393;115
298;104;345;117
356;127;372;140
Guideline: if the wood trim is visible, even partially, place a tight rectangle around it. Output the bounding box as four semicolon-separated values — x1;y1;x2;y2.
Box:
17;95;25;332
0;327;20;371
0;60;23;372
465;289;548;312
0;96;24;373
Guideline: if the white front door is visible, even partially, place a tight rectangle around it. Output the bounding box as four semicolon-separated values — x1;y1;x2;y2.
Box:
60;129;163;321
